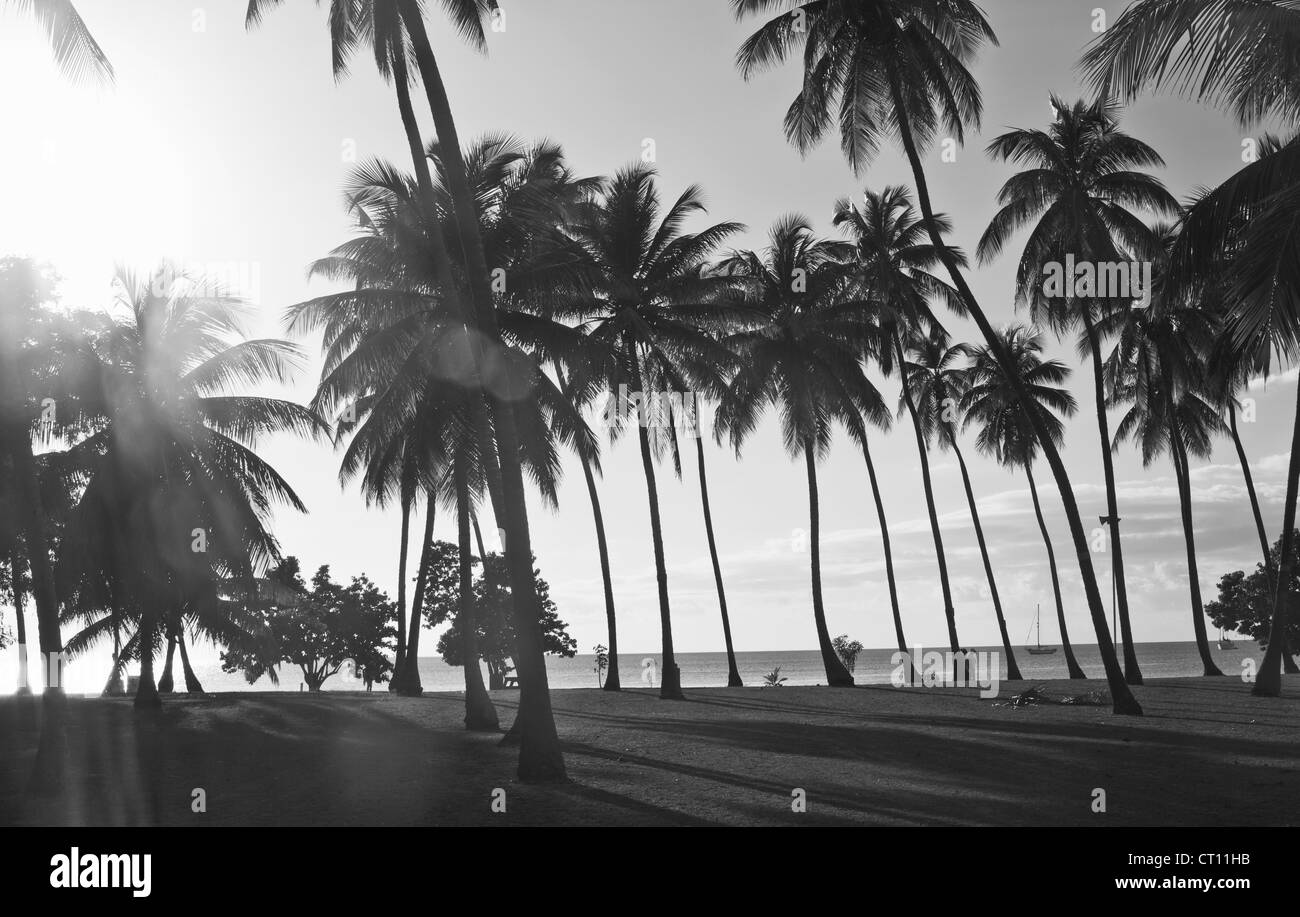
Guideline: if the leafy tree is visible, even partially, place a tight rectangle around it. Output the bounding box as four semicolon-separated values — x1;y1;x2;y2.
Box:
832;635;863;674
222;562;398;691
424;546;576;689
1206;533;1300;665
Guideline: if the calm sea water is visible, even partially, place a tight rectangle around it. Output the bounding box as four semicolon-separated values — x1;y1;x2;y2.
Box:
25;640;1260;695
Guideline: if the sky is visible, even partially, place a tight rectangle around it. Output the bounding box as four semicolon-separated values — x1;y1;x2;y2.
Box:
0;0;1295;690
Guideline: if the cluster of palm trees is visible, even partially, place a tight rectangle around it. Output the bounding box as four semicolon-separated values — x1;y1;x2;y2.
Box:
6;0;1300;790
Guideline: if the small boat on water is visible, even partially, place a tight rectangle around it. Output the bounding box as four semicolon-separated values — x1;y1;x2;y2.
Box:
1217;629;1235;650
1025;603;1057;655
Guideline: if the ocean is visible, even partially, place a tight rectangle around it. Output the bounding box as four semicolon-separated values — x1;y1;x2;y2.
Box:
8;640;1264;695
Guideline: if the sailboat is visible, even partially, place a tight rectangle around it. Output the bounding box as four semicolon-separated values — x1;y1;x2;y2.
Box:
1217;628;1235;650
1025;603;1057;655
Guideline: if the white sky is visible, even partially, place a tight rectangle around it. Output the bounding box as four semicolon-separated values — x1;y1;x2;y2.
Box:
0;0;1294;690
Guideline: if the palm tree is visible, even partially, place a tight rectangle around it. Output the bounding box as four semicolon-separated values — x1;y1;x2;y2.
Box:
561;164;743;699
0;259;93;789
734;2;1142;712
5;0;112;83
248;0;568;779
54;265;319;709
902;332;1022;679
556;365;621;690
977;96;1180;685
833;186;965;652
692;419;744;687
717;215;889;687
964;326;1088;679
1082;0;1300;696
1107;230;1225;675
3;538;32;694
1206;316;1300;673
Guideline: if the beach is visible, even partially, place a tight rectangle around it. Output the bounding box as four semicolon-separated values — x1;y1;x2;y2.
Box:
3;676;1297;827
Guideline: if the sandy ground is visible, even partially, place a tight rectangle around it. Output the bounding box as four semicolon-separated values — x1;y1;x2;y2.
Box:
2;677;1298;826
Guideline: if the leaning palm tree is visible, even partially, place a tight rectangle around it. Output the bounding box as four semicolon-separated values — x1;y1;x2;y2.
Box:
249;0;569;779
561;164;743;699
734;1;1142;713
5;0;113;83
834;186;965;652
717;215;889;687
977;96;1181;685
1107;231;1225;676
964;325;1088;679
902;332;1022;679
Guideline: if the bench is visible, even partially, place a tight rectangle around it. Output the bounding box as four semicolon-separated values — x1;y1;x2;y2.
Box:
502;675;519;688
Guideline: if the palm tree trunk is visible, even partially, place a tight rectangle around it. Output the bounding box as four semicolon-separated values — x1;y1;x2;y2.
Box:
886;69;1140;714
457;460;499;730
862;438;906;652
177;629;204;693
158;632;177;693
391;493;412;690
1169;433;1223;676
1026;464;1087;678
399;497;434;697
10;550;30;695
950;435;1021;679
862;437;913;681
894;333;960;651
1228;403;1297;672
399;8;565;778
1082;314;1143;685
135;596;161;710
804;436;854;686
1253;381;1300;696
625;339;683;699
579;453;621;691
696;436;742;686
556;364;620;691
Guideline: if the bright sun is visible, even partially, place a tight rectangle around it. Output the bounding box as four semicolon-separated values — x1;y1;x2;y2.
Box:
0;20;194;308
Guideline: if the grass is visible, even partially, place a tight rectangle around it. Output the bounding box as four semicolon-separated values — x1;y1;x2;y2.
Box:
2;676;1297;826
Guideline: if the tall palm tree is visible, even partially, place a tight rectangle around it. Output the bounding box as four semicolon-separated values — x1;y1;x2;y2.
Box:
964;326;1088;679
556;365;620;690
561;164;743;699
1082;0;1300;696
5;0;113;84
693;420;743;687
902;332;1022;679
248;0;568;779
833;186;965;652
977;96;1180;685
717;215;888;687
734;1;1142;712
1107;231;1225;675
